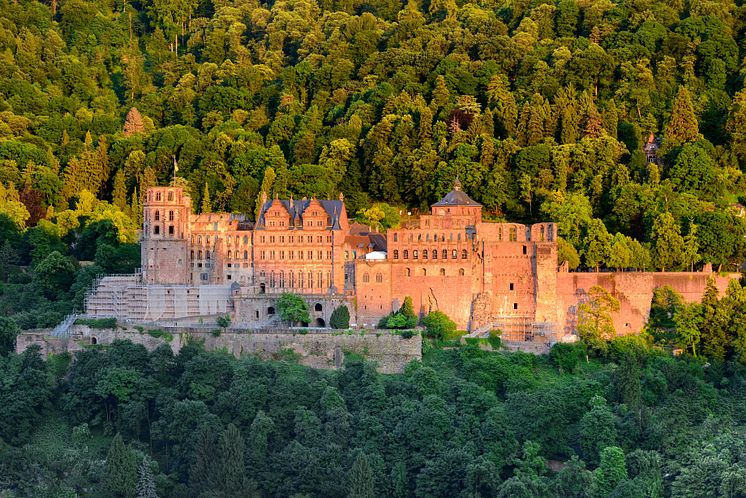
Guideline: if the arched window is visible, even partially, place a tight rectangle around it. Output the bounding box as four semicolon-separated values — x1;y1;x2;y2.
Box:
190;250;194;259
244;250;248;259
509;226;517;241
432;250;438;260
167;191;173;201
423;250;428;260
243;235;249;244
363;273;370;283
279;271;285;288
206;251;211;260
413;250;418;260
452;249;457;259
198;236;202;244
459;268;465;276
418;234;422;241
406;268;411;277
393;233;398;242
461;249;468;259
315;303;323;311
270;272;275;288
422;268;427;276
440;268;446;276
267;306;275;315
393;250;399;259
198;250;202;259
403;250;409;259
376;273;383;283
154;211;160;221
540;226;545;241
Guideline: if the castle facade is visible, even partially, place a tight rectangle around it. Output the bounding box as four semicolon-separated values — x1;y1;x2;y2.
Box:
84;182;735;343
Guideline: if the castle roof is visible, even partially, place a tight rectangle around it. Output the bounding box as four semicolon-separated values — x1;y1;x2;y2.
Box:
256;197;345;230
433;178;481;207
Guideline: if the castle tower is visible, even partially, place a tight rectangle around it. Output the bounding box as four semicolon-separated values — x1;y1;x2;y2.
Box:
141;187;191;284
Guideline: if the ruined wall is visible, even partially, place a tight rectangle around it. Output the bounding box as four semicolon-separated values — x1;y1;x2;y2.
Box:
556;271;737;338
17;325;421;374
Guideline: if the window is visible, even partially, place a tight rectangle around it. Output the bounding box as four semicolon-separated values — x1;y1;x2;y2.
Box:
155;192;162;201
461;249;467;259
422;268;427;276
540;226;545;241
509;282;514;291
376;273;383;283
393;250;399;260
459;268;465;276
442;249;447;259
510;227;517;241
440;268;446;276
363;273;370;283
198;250;202;259
168;210;174;221
154;226;160;235
315;303;322;312
267;307;275;315
403;250;409;260
413;250;418;260
423;250;428;260
190;250;194;259
433;250;437;260
244;250;248;260
513;303;518;310
154;211;160;221
206;251;211;260
168;225;174;235
522;245;527;255
167;191;173;201
452;249;457;259
393;233;398;242
406;268;411;277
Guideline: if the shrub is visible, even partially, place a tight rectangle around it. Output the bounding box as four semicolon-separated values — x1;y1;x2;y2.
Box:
216;314;231;328
211;329;221;337
488;329;502;349
75;317;117;329
277;293;310;325
400;329;416;339
550;341;585;374
330;305;350;329
422;311;457;340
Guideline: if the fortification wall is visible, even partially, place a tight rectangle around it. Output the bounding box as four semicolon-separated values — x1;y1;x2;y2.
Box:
556;271;737;337
16;325;421;374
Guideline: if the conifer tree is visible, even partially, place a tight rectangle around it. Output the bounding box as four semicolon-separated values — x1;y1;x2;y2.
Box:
663;86;700;148
348;452;375;498
651;212;685;271
330;305;351;329
113;170;128;211
201;183;211;213
431;75;450;111
594;447;628;497
218;424;249;496
581;93;605;139
139;167;157;207
189;425;218;494
101;433;137;498
136;460;158;498
131;187;141;225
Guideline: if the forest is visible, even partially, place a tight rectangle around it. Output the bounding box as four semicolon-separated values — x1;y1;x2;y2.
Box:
4;0;746;495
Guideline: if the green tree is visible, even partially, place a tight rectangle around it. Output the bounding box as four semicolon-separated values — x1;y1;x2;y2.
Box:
277;293;310;325
113;170;128;211
594;447;628;498
577;286;620;355
136;460;158;498
422;311;457;340
32;250;76;299
582;219;612;271
663;86;700;149
330;305;351;329
101;434;137;498
0;317;20;355
651;212;685;271
348;452;375;498
201;183;211;213
579;396;618;466
674;303;703;357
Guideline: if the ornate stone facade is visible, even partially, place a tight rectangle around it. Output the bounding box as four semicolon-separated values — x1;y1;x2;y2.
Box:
84;182;736;342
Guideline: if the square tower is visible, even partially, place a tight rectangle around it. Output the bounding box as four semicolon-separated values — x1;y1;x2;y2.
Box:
141;187;191;284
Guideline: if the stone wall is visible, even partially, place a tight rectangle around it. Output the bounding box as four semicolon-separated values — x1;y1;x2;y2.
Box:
556;271;737;338
17;325;421;374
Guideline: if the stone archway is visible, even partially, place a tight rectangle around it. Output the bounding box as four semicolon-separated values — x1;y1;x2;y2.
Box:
313;317;326;327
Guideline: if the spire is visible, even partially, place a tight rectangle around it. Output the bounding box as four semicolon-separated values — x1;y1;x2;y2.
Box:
453;177;462;191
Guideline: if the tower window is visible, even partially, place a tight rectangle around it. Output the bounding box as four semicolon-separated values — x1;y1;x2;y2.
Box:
513;303;518;310
522;245;527;255
509;283;514;291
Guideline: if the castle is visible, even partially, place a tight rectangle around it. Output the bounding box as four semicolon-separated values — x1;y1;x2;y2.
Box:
83;181;735;344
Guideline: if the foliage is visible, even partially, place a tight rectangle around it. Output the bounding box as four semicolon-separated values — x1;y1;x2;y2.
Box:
422;311;457;340
216;315;231;328
330;305;351;329
577;286;620;355
75;317;118;329
276;293;311;326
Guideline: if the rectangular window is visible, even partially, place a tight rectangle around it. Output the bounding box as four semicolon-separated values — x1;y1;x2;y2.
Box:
513;303;518;310
522;245;527;255
509;283;514;291
168;226;174;235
